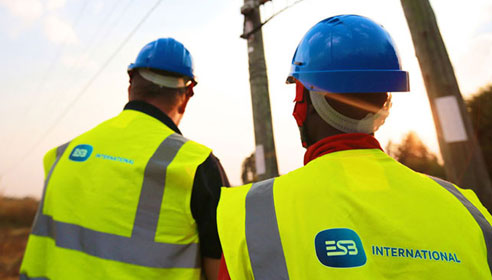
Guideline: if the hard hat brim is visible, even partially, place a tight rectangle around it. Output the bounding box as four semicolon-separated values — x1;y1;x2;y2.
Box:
289;69;409;93
128;64;198;86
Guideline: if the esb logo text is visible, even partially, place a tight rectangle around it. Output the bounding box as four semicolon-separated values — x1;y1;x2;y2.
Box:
315;228;366;268
69;144;93;162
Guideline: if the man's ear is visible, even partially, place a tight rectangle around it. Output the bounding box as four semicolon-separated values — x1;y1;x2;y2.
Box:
128;74;133;100
177;92;193;114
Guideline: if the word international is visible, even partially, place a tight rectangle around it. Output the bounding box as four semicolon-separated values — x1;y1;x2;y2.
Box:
371;245;461;263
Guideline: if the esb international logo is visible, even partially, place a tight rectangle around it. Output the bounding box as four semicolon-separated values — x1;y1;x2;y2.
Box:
69;144;93;162
315;228;367;268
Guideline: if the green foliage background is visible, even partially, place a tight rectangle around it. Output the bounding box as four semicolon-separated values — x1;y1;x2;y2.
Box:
467;84;492;179
386;131;446;178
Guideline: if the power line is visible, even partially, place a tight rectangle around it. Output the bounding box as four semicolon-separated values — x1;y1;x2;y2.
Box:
3;0;133;158
241;0;308;38
4;1;90;149
1;0;164;179
21;1;90;114
40;0;134;121
262;0;308;27
57;0;135;89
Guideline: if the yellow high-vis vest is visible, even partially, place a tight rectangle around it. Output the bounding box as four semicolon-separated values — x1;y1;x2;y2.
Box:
218;148;492;279
20;109;211;280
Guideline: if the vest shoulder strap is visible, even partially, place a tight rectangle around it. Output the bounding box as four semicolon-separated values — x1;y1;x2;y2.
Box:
428;175;492;275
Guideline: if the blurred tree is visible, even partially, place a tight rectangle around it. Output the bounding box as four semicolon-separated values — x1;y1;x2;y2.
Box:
386;131;445;178
467;84;492;179
241;152;258;184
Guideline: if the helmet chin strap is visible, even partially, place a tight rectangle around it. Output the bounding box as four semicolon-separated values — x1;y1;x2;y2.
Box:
309;90;392;134
138;69;191;89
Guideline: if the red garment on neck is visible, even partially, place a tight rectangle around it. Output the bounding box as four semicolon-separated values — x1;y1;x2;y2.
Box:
304;133;383;165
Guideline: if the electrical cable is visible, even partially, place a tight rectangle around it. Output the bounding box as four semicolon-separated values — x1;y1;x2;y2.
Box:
21;1;90;117
39;0;134;121
57;0;135;90
3;1;136;162
3;1;91;151
241;0;309;39
0;0;164;179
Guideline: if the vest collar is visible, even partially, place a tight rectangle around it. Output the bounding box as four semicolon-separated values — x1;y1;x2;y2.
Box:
124;101;182;135
304;133;383;165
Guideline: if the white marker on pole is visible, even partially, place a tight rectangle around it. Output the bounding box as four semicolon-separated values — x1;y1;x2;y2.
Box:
255;144;266;175
435;95;468;143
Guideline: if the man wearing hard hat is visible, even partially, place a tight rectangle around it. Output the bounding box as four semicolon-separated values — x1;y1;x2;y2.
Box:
20;38;228;280
217;15;492;279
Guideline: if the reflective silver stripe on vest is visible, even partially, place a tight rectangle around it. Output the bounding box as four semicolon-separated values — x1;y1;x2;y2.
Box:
132;133;186;239
33;214;199;268
32;142;70;235
20;274;49;280
25;141;67;280
429;176;492;274
245;178;289;280
31;134;201;268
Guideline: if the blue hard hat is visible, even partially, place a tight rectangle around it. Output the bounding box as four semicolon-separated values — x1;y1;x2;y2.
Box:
287;15;409;93
128;38;196;85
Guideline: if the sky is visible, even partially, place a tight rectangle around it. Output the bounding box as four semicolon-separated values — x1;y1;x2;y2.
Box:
0;0;491;198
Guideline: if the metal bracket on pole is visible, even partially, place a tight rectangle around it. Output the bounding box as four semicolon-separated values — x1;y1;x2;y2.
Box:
241;0;271;14
241;0;279;181
241;0;258;15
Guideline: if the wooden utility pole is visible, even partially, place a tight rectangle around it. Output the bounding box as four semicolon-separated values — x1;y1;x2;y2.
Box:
240;0;279;181
401;0;492;209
